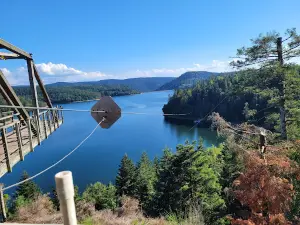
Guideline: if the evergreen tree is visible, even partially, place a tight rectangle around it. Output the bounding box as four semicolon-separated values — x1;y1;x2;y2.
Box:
153;156;160;177
153;148;174;215
115;154;136;197
285;66;300;139
82;182;117;210
154;143;226;224
14;171;41;200
135;152;156;209
230;28;300;139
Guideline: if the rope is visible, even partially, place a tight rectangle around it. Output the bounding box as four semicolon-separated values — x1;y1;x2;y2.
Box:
0;105;188;116
2;118;105;191
256;105;275;114
189;95;228;131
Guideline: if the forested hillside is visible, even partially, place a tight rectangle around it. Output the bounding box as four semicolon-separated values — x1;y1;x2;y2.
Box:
163;65;300;137
49;77;175;92
11;84;139;105
157;71;230;90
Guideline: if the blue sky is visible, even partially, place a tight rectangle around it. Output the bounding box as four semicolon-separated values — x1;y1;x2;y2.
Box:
1;0;300;84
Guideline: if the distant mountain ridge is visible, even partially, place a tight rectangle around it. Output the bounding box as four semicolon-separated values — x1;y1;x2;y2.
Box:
157;71;232;90
48;77;175;92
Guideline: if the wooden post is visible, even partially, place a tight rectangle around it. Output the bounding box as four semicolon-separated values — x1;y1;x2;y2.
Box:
60;106;64;123
27;118;33;152
56;106;60;128
55;171;77;225
34;115;41;145
1;128;11;172
33;64;53;109
46;111;52;133
0;184;7;222
19;119;24;144
259;129;267;158
0;70;31;123
15;122;24;161
53;110;57;131
42;112;48;139
27;59;40;138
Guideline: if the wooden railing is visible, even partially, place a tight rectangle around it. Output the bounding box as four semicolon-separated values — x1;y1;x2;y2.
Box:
0;107;64;176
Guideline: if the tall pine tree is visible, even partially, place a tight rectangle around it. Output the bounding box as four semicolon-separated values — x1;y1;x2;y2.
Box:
135;152;156;209
115;154;136;197
14;171;41;200
154;142;226;224
230;28;300;139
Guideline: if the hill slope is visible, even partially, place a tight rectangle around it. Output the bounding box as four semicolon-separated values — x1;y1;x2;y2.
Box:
12;84;138;104
157;71;228;90
49;77;175;92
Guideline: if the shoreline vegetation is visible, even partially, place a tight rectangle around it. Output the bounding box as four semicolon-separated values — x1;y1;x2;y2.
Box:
0;84;140;107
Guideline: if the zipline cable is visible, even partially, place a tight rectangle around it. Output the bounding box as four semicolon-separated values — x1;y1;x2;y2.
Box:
189;95;228;131
2;118;105;191
0;105;189;116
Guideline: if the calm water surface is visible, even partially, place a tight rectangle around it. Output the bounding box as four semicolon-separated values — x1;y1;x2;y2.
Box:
1;90;219;194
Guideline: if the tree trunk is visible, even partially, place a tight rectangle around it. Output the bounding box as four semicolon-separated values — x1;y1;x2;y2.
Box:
277;37;287;139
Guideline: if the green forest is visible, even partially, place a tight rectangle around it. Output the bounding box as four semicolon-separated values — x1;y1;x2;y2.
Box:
4;142;230;224
5;137;300;224
163;65;300;138
9;84;139;105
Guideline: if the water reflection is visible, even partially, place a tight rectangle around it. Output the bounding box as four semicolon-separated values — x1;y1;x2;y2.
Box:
163;119;221;148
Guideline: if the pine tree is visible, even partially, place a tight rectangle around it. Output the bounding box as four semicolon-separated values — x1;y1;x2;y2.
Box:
14;171;41;200
153;156;160;177
230;28;300;139
135;152;156;209
154;143;226;224
153;148;174;215
82;182;117;210
115;154;136;197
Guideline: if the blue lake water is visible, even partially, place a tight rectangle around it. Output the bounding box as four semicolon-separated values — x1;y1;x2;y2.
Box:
1;90;219;195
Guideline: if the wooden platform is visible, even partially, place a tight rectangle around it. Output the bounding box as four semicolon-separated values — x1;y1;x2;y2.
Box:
0;110;63;178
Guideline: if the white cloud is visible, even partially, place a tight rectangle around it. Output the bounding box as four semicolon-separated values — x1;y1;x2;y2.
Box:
36;62;84;76
35;62;107;80
1;60;232;85
0;68;12;76
129;60;231;78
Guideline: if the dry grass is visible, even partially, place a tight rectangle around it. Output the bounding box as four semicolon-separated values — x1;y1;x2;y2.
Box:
84;196;168;225
9;195;202;225
10;194;62;224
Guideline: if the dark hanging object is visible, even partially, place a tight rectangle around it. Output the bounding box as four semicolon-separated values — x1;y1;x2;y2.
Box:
91;96;121;129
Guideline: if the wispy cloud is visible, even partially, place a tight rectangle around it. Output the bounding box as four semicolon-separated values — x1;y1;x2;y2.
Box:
1;60;231;85
123;60;232;78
